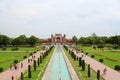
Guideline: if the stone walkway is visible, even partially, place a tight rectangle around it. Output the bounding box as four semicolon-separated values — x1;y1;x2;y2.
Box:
69;48;120;80
42;45;79;80
0;50;46;80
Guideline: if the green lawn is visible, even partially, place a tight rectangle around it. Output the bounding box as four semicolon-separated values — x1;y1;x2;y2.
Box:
63;48;104;80
76;46;120;51
0;47;42;72
0;47;42;51
86;51;120;69
20;47;54;80
0;52;30;71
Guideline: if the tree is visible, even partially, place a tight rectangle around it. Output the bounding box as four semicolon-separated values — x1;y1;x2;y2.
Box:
72;35;78;44
0;35;11;47
27;35;39;46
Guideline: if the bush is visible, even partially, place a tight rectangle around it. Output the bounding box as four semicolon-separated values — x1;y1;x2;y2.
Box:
93;46;96;50
1;47;7;51
112;45;119;49
14;60;18;64
11;47;19;51
34;51;36;53
97;44;104;49
114;65;120;71
85;52;88;55
99;59;104;62
23;56;27;59
30;53;33;56
0;67;3;72
91;55;95;58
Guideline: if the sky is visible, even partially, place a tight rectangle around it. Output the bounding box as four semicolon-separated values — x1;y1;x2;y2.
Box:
0;0;120;39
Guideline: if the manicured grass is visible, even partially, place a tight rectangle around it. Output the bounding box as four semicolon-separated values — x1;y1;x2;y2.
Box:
63;48;104;80
0;47;42;51
0;52;30;71
20;47;54;80
85;51;120;70
76;46;120;51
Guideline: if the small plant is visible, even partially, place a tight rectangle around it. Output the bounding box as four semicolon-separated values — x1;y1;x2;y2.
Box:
34;51;36;53
91;55;95;58
1;47;7;51
82;60;85;71
79;57;82;66
30;53;33;56
23;56;27;59
85;52;88;55
99;59;104;62
88;64;91;77
0;67;3;72
11;47;19;51
14;60;18;64
114;65;120;71
33;60;36;71
21;72;24;80
97;70;100;80
28;65;31;78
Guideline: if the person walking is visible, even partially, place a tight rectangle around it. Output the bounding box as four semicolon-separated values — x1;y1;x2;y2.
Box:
11;75;14;80
103;67;107;75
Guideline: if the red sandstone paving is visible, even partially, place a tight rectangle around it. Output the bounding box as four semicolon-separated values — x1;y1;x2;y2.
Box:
70;48;120;80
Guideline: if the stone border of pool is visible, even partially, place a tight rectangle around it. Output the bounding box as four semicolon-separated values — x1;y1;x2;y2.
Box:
61;46;79;80
42;45;79;80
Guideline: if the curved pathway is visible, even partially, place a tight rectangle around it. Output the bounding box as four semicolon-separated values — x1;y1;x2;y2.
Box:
69;47;120;80
0;50;46;80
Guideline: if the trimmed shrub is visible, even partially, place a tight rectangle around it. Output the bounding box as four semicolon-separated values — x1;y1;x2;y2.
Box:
114;65;120;71
88;64;91;77
34;51;36;53
93;46;96;50
97;70;100;80
23;56;27;59
11;47;19;51
30;53;33;56
91;55;94;58
82;60;85;71
1;47;6;51
85;52;88;55
21;72;23;80
28;65;31;78
14;60;18;64
0;67;3;72
79;57;82;66
99;59;104;62
33;60;36;71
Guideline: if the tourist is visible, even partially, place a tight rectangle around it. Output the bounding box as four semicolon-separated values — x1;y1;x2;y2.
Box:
10;64;12;70
28;59;30;63
21;63;23;68
103;67;107;75
11;75;14;80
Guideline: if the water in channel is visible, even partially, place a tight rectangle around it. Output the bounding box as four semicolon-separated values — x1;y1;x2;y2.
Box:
51;45;71;80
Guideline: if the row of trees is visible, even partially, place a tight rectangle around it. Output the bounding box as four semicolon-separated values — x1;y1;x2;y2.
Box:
72;33;120;46
0;34;41;47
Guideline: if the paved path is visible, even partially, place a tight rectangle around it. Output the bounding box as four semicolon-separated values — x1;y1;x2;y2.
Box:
69;47;120;80
0;50;46;80
42;45;79;80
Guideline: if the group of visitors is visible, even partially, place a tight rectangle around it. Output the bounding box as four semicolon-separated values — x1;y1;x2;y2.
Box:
28;55;36;63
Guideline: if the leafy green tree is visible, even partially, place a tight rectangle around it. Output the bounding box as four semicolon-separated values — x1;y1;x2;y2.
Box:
27;35;39;46
72;35;78;44
0;35;11;47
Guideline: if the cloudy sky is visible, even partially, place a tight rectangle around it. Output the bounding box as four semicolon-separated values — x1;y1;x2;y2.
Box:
0;0;120;38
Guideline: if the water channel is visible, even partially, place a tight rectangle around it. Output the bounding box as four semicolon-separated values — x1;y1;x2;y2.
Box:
51;45;71;80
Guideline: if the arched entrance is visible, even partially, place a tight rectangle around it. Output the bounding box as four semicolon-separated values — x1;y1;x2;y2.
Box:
56;37;61;43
